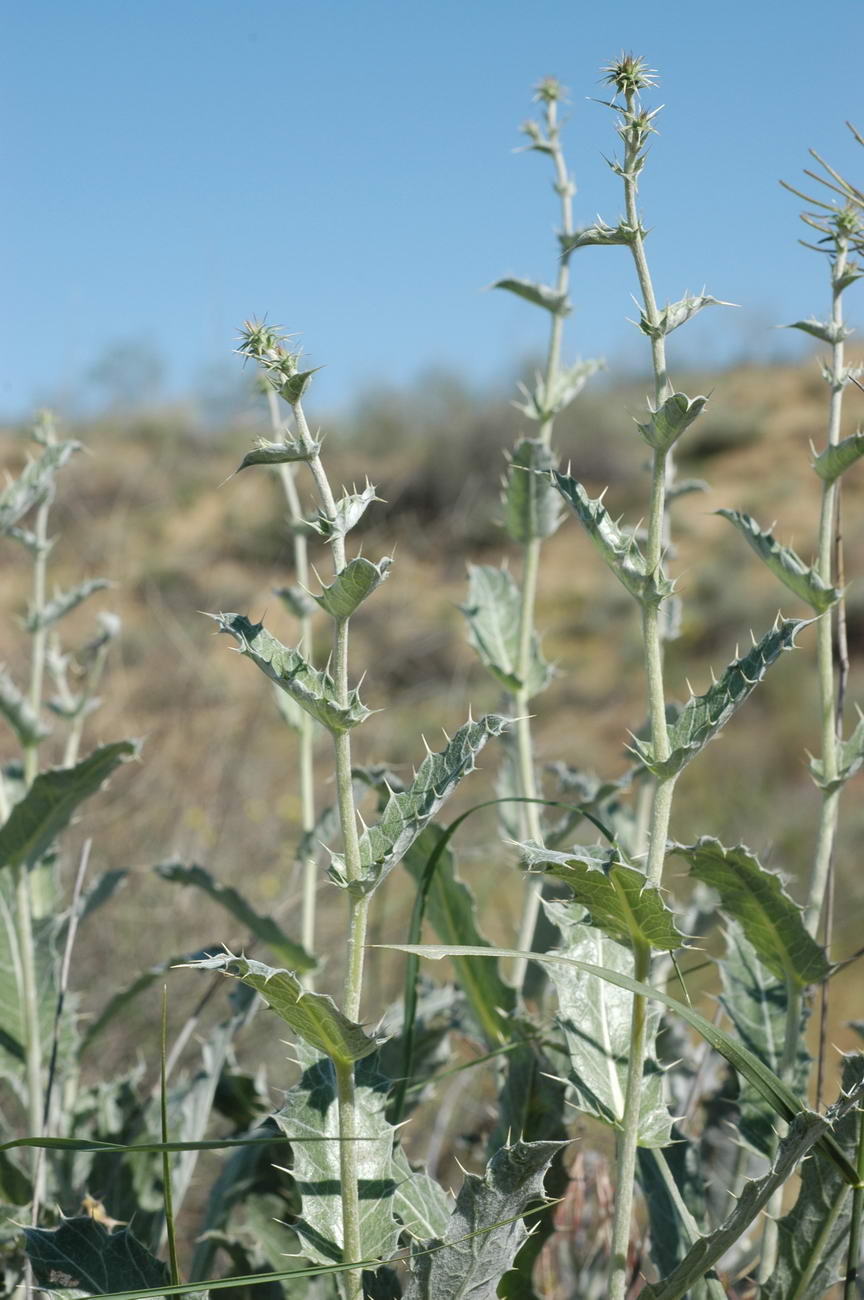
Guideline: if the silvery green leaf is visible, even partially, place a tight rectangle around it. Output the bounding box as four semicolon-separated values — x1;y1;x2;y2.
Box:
0;666;51;746
330;714;509;895
404;1141;564;1300
812;430;864;481
559;219;637;251
25;578;112;632
504;439;562;543
641;1109;836;1300
403;826;515;1046
273;1054;402;1265
636;393;708;452
514;358;603;423
717;922;811;1157
275;584;317;619
0;870;67;1097
0;440;80;534
154;861;315;971
24;1217;170;1295
718;509;838;612
213;613;371;734
631;619;806;779
809;714;864;792
763;1054;864;1300
668;477;709;501
492;277;571;316
392;1145;455;1240
461;566;552;696
675;838;828;986
275;366;321;406
785;317;853;345
237;432;320;471
313;555;392;619
181;952;378;1064
522;844;684;951
640;294;733;339
312;481;379;540
0;740;139;873
554;473;675;607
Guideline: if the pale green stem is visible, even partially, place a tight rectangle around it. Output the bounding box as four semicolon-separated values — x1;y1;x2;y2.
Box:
63;639;111;769
609;93;676;1300
843;1098;864;1300
649;1150;727;1300
758;979;803;1283
268;389;319;972
511;99;573;988
294;395;367;1300
806;238;848;935
609;941;650;1300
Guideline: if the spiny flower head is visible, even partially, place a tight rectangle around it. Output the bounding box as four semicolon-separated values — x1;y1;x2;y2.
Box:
236;319;301;377
533;75;567;105
601;52;658;99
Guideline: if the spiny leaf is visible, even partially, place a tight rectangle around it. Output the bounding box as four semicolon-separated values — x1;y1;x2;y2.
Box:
273;366;321;406
311;481;379;540
639;294;733;339
813;429;864;481
810;714;864;792
313;555;392;619
0;740;139;873
718;509;838;612
636;393;708;452
0;439;80;534
213;613;370;734
554;473;674;606
181;952;379;1065
404;1141;565;1300
461;566;552;696
675;838;828;985
785;317;852;345
559;219;637;251
0;666;51;746
275;584;317;619
26;578;112;632
718;922;811;1156
380;944;859;1184
513;359;603;424
631;618;806;779
547;901;673;1147
237;433;320;471
392;1145;455;1241
504;439;562;543
492;277;570;315
25;1217;170;1295
154;862;316;971
330;715;509;895
522;844;684;951
763;1054;864;1300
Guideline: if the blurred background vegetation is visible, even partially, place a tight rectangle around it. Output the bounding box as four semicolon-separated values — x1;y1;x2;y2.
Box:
2;346;862;1157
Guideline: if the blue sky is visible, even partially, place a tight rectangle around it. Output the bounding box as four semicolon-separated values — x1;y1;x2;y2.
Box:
4;0;863;418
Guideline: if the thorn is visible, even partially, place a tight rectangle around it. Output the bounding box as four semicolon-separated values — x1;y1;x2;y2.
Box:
709;666;718;685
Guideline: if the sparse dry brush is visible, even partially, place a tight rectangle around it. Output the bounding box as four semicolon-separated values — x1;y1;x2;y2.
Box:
1;53;864;1300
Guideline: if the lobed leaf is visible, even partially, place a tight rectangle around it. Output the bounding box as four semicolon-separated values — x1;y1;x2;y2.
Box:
180;951;379;1065
0;666;51;746
513;359;603;424
522;844;684;951
547;902;673;1146
631;618;806;779
461;566;552;696
785;317;852;345
154;862;315;971
404;1141;565;1300
0;740;138;873
492;277;570;315
311;481;379;540
636;393;708;453
504;439;562;543
559;219;637;251
763;1053;864;1300
812;429;864;481
719;509;838;612
639;294;732;339
675;838;828;985
25;1217;170;1296
237;433;320;471
330;715;509;895
810;714;864;792
554;473;675;606
313;555;392;619
0;440;80;535
213;613;370;734
26;578;112;632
